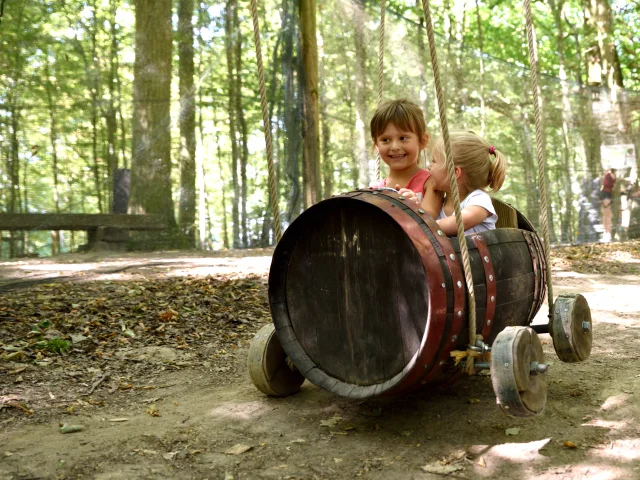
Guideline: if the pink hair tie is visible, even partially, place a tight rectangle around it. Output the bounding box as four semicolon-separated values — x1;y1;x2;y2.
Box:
489;146;496;156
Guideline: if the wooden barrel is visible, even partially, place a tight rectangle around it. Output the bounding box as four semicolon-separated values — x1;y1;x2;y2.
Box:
269;189;546;398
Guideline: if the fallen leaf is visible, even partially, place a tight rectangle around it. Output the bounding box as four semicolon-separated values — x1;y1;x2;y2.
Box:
421;462;464;474
146;404;160;417
320;414;343;428
505;427;521;436
563;441;578;449
467;398;480;404
60;424;85;434
224;444;252;455
476;456;486;468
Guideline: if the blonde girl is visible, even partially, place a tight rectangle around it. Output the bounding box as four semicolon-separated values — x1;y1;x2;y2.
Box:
427;131;507;235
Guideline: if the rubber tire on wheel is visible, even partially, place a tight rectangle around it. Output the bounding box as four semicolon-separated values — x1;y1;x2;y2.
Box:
491;326;547;417
248;323;305;396
550;293;592;363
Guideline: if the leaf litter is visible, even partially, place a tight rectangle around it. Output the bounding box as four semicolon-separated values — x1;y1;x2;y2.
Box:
0;275;270;420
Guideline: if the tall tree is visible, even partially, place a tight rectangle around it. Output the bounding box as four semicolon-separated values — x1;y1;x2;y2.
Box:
225;0;241;247
233;2;250;246
178;0;197;245
129;0;176;228
299;0;322;207
352;0;370;188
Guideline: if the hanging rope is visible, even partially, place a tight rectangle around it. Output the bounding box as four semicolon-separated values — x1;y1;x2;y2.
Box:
375;0;386;182
420;0;477;372
523;0;553;315
249;0;283;242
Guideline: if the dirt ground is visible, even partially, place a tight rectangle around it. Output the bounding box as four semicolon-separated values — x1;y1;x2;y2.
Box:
1;244;639;480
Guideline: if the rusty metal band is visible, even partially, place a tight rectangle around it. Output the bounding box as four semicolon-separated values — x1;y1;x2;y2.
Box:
376;191;467;389
523;231;540;324
471;234;496;340
363;194;448;394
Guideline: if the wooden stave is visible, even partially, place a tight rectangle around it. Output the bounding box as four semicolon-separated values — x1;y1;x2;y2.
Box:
269;190;547;397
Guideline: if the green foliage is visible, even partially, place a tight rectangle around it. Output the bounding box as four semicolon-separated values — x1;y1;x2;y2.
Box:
1;0;639;255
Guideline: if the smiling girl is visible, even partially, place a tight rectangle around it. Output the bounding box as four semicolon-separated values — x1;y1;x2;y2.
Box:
369;99;442;218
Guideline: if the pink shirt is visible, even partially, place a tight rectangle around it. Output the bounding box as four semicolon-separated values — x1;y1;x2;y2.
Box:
369;169;431;202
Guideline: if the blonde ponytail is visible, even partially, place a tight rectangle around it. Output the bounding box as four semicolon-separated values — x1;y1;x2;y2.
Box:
488;149;506;192
432;131;508;193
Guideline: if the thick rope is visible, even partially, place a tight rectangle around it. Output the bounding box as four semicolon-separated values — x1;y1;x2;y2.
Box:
523;0;553;314
420;0;477;372
375;0;386;182
249;0;282;242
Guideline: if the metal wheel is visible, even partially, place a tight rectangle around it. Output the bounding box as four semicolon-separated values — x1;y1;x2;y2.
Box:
491;326;547;417
550;293;592;363
248;323;305;396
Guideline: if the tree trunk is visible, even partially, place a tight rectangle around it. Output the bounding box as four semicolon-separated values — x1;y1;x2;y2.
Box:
178;0;197;245
216;125;230;249
352;0;369;187
130;0;176;229
299;0;321;207
106;0;120;212
44;53;62;254
550;0;574;243
585;0;628;145
474;0;486;135
224;0;241;248
8;104;21;257
233;2;250;246
89;2;103;213
416;0;429;125
282;0;302;223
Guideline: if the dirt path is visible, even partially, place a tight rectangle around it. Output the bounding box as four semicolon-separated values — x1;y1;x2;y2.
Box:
1;248;640;480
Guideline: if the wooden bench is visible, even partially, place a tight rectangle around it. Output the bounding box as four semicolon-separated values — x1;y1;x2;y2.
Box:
0;213;167;251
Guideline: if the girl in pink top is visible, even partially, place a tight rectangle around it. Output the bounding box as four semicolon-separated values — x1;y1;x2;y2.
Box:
369;99;442;219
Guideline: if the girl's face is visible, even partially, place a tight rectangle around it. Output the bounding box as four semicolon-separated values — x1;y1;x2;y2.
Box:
374;122;427;173
427;149;451;191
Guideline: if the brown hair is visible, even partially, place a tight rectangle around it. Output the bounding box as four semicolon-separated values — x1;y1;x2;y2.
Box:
370;99;428;143
432;131;506;192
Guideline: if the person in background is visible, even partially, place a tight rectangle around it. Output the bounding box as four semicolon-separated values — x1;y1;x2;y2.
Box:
600;167;617;242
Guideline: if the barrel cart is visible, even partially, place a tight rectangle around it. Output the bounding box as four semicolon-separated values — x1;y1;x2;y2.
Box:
248;191;593;417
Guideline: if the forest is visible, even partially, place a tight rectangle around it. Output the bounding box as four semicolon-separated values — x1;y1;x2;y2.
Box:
2;0;640;257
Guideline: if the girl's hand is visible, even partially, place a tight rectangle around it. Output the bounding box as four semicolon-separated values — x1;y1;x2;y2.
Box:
396;185;420;205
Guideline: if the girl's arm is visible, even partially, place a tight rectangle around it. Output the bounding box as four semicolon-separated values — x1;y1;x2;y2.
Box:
420;177;443;219
436;206;491;235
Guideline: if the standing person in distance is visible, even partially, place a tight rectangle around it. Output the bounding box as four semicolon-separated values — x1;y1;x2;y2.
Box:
600;167;617;242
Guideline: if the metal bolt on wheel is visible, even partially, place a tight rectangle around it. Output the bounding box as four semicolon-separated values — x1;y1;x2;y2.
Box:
550;293;593;363
248;323;305;396
491;326;547;417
